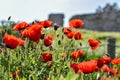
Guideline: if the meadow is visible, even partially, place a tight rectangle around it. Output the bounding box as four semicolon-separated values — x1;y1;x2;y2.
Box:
0;19;120;80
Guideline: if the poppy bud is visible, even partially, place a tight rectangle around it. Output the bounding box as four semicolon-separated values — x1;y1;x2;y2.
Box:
62;35;64;39
40;33;45;39
44;78;49;80
47;61;53;67
8;16;11;21
79;42;82;46
49;45;54;51
12;70;21;78
58;40;61;45
54;23;59;31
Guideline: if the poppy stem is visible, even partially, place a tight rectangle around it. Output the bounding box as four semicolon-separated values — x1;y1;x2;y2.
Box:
80;73;84;80
8;54;10;80
91;50;94;54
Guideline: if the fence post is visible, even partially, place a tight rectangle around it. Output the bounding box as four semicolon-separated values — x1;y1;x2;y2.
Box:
0;34;2;43
0;28;2;43
107;38;116;59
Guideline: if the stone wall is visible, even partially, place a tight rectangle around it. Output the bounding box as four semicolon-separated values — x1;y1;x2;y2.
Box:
70;3;120;32
48;13;64;26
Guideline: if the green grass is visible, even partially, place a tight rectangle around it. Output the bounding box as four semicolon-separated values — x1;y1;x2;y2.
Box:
79;29;120;44
1;26;120;80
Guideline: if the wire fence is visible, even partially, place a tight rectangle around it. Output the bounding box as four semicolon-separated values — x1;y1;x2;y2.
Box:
0;37;120;58
53;38;120;58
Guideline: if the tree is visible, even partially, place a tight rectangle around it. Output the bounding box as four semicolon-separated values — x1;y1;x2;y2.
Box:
112;2;120;11
96;6;103;13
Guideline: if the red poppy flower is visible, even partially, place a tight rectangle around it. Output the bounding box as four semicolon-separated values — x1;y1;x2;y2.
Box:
61;53;67;58
44;38;52;46
40;33;45;39
46;34;54;41
70;50;84;59
69;19;84;28
100;78;110;80
70;63;80;73
88;39;100;50
71;60;97;74
77;50;84;56
17;38;26;46
110;68;117;75
66;31;74;39
42;53;52;62
44;78;49;80
4;34;25;49
102;65;110;73
21;24;43;42
43;34;53;47
39;21;44;26
112;58;120;65
102;65;117;75
78;60;97;74
74;31;82;40
0;28;2;33
40;20;52;28
12;70;21;78
28;31;41;42
97;59;104;68
20;28;29;37
102;55;111;64
70;51;79;59
63;27;72;34
13;22;28;31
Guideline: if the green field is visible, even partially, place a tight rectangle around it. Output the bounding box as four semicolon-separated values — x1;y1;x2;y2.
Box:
1;25;120;80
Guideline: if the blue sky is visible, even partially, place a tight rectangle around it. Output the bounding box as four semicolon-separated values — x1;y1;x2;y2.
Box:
0;0;120;26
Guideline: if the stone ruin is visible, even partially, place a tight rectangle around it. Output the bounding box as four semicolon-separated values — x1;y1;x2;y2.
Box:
70;3;120;32
48;13;64;26
47;3;120;32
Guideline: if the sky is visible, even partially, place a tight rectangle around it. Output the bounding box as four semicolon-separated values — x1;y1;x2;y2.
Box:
0;0;120;26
